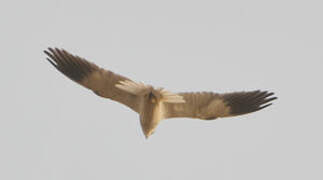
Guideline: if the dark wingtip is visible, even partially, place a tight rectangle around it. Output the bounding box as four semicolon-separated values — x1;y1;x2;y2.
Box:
223;90;277;116
46;58;57;67
43;49;51;57
44;47;97;82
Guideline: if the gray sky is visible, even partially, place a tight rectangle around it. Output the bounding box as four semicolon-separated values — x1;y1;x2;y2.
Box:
1;0;322;179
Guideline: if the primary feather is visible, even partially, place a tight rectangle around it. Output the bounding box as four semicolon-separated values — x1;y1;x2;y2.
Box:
45;47;277;138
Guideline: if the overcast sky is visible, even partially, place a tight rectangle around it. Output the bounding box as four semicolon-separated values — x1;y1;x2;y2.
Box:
1;0;322;179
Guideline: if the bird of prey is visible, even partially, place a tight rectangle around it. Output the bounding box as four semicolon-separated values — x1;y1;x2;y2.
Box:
45;48;277;138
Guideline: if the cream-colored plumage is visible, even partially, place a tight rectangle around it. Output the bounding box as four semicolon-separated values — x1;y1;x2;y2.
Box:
45;48;277;138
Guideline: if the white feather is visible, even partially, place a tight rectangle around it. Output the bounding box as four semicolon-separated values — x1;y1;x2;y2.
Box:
115;80;151;95
116;80;185;103
160;90;185;103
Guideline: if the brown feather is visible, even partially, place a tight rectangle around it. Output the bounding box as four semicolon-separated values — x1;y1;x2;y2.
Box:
45;47;277;138
163;91;277;120
45;48;141;112
221;90;277;116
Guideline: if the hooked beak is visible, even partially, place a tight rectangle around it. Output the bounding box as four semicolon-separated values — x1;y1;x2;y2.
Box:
144;130;154;139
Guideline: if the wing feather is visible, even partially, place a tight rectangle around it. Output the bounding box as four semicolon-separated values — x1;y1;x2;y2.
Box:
45;48;141;113
163;90;277;120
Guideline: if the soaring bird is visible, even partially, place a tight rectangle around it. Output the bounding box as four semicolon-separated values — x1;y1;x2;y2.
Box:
45;48;277;138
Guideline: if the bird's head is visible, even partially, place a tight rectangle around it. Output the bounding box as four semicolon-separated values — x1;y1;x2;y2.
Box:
140;90;162;139
115;80;185;139
140;88;186;139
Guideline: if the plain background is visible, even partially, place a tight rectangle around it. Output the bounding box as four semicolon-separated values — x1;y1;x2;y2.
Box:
1;0;322;179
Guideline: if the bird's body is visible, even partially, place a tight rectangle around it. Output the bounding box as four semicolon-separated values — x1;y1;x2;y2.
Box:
45;48;277;138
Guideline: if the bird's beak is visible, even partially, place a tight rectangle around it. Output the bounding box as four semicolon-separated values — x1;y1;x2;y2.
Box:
145;132;151;139
144;130;154;139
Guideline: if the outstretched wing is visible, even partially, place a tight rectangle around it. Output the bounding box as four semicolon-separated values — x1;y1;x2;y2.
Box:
45;48;141;113
163;90;277;120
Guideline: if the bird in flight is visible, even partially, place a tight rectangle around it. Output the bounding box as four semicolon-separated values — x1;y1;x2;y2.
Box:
45;48;277;139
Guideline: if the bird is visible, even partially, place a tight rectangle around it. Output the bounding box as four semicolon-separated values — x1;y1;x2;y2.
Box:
45;47;277;139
